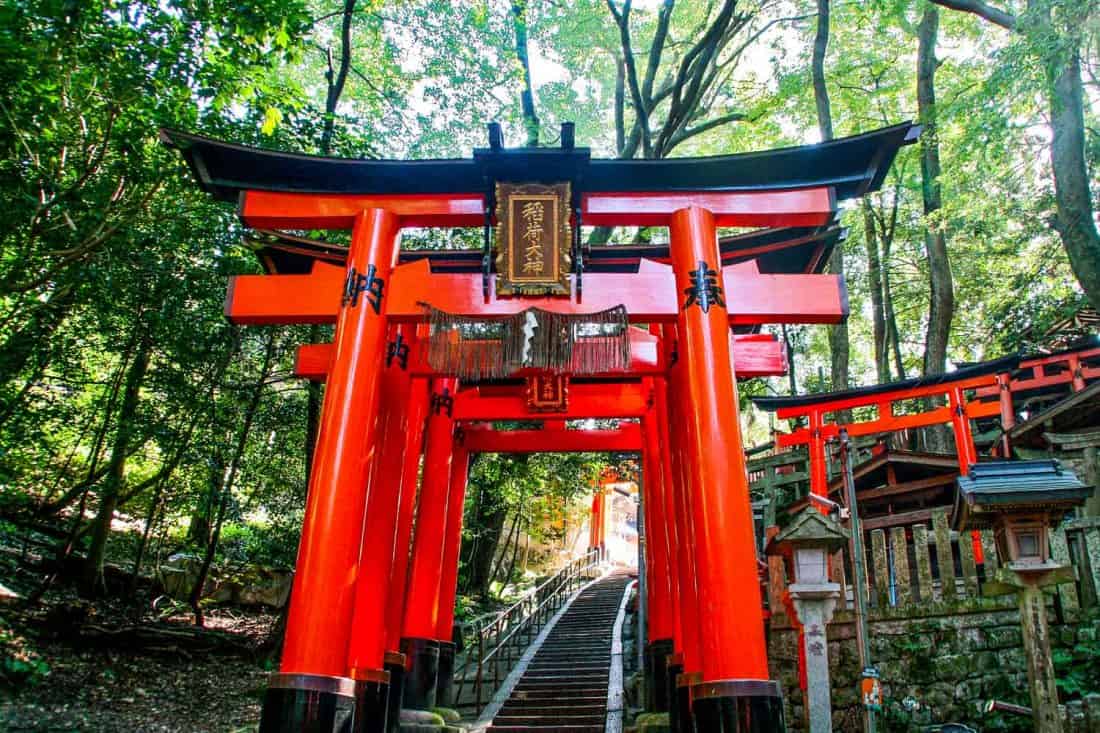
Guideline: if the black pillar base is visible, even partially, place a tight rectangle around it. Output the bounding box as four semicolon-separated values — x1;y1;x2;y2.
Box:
646;638;674;712
665;657;684;733
383;652;406;733
352;672;390;733
435;641;456;708
399;637;439;711
676;671;699;733
690;679;786;733
259;674;358;733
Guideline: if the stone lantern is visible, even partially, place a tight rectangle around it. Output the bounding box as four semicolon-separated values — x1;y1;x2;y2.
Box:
766;507;850;733
953;460;1093;733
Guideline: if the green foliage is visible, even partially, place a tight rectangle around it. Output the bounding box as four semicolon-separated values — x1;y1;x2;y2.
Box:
1054;637;1100;699
0;622;50;692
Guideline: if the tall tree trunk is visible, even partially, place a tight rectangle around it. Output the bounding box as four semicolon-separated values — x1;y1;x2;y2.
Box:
190;331;275;626
0;283;75;392
307;1;356;493
863;201;890;383
813;0;848;392
319;0;356;154
1046;33;1100;312
465;487;507;601
128;474;167;596
81;333;152;597
918;5;954;378
781;324;798;395
929;0;1100;311
882;232;905;381
39;337;133;516
917;5;955;453
512;0;540;146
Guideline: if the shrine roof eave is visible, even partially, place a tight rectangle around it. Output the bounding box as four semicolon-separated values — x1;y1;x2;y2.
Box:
752;353;1022;412
159;122;918;203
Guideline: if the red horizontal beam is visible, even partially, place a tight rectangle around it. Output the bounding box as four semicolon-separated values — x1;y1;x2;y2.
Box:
775;399;1001;448
227;259;846;327
462;424;643;453
581;189;835;227
772;373;1001;420
973;347;1100;399
453;382;650;420
241;192;486;229
240;188;836;229
294;331;785;381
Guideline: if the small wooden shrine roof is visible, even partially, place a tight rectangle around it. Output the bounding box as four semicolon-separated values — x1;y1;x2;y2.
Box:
753;354;1020;412
953;459;1091;529
160;122;918;203
781;448;961;530
1005;379;1100;449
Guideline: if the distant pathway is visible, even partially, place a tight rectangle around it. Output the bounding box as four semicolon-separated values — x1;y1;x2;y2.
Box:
485;571;631;733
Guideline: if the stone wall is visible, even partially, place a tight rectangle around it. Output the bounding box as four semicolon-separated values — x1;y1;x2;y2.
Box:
764;508;1100;731
769;603;1100;731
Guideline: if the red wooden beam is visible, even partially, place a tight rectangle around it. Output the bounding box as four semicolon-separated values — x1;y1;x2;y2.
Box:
295;331;785;381
240;188;835;230
462;423;643;453
771;373;1000;420
241;192;486;229
775;399;1002;449
452;382;649;420
227;259;847;326
581;189;834;227
973;346;1100;399
733;333;787;378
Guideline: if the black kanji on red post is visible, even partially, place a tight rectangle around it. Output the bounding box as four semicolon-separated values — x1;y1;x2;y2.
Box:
386;333;410;369
683;260;725;313
342;264;385;314
430;387;454;417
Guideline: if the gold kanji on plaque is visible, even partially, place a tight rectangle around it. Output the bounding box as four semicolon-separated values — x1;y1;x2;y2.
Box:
525;374;570;413
495;182;572;296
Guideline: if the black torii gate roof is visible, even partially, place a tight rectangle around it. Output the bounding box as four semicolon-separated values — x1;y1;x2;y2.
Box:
160;122;918;203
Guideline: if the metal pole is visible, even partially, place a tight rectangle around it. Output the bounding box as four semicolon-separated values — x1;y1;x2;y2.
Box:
839;429;876;733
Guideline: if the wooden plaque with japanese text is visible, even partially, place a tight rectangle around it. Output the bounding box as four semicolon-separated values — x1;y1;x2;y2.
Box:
495;182;572;296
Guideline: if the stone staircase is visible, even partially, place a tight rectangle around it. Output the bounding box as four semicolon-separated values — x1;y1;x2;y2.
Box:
486;572;630;732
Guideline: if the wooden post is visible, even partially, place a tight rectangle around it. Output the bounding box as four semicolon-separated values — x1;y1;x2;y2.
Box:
1018;580;1065;733
889;527;911;607
871;530;890;609
932;509;956;600
913;524;934;603
958;531;979;598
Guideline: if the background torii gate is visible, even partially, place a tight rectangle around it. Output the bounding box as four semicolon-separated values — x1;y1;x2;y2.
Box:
165;120;916;733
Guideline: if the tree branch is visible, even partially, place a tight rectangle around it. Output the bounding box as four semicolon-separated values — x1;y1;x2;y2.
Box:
930;0;1016;30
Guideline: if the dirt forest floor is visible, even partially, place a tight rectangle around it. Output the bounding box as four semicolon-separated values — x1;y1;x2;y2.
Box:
1;549;276;732
1;602;274;732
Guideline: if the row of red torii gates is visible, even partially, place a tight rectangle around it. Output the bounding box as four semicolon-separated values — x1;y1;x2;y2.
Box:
164;120;918;732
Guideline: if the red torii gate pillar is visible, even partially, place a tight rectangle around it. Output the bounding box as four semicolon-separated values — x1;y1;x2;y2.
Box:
260;210;399;732
668;207;781;726
346;324;416;728
400;378;458;712
434;439;470;708
641;405;675;713
663;324;705;732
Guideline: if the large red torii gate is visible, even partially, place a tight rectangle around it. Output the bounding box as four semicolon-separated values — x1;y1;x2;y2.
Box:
164;120;916;733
